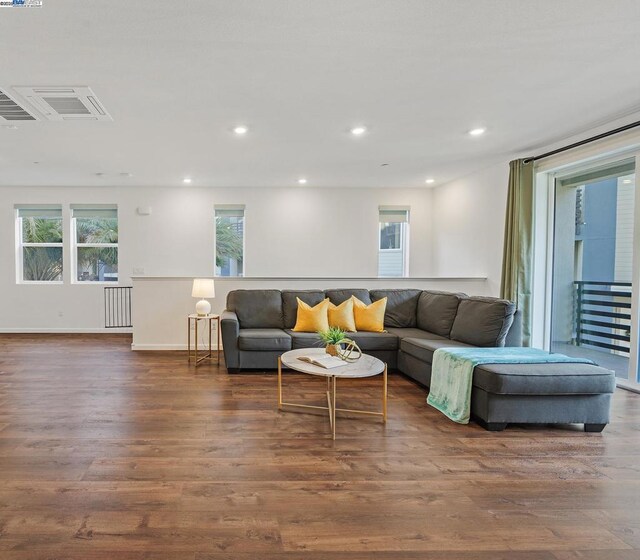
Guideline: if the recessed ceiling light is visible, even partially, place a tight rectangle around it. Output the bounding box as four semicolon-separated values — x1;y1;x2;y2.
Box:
233;125;248;135
350;126;367;136
183;177;192;184
468;127;486;136
425;178;435;184
298;178;308;185
120;172;132;177
623;179;633;184
3;125;18;130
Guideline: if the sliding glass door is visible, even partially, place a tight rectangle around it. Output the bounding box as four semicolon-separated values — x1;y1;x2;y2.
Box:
550;159;637;384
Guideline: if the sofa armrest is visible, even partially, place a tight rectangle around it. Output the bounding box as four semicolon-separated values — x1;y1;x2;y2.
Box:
221;310;241;371
504;309;523;347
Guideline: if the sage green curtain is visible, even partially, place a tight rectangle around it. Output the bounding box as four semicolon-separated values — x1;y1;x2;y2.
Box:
500;159;534;346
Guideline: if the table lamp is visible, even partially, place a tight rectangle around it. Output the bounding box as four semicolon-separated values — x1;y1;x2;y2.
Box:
192;278;215;316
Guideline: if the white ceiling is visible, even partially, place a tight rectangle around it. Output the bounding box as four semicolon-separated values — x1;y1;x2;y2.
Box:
1;0;640;188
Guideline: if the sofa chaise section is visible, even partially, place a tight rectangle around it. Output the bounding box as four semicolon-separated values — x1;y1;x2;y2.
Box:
471;362;616;431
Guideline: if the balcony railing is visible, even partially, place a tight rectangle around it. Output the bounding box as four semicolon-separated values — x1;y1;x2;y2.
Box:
574;280;631;354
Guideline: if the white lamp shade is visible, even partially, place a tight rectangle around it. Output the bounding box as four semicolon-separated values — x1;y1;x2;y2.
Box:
192;278;215;299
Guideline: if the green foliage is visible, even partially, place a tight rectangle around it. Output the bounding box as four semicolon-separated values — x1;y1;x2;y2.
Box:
23;247;63;281
318;327;347;345
75;218;118;279
76;218;118;244
22;217;62;243
21;218;63;281
216;217;243;268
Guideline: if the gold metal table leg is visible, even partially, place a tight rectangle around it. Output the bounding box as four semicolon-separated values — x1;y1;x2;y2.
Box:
332;376;337;440
217;316;221;364
208;317;212;361
188;317;191;363
383;364;388;423
277;356;283;410
277;360;388;439
326;380;333;431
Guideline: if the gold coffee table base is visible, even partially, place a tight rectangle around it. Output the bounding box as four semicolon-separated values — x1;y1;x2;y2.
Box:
277;356;387;440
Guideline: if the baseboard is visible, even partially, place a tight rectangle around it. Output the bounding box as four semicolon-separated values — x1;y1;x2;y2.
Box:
131;343;221;351
617;379;640;394
0;328;133;334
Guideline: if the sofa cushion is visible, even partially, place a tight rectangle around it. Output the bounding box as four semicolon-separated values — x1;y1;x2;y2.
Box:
450;296;516;347
386;327;446;341
226;290;284;329
370;289;421;328
347;331;398;351
416;290;464;337
473;362;616;395
238;329;292;351
282;290;326;329
286;330;323;350
400;337;472;364
324;289;371;305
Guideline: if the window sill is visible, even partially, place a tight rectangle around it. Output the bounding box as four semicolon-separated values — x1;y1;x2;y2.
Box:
17;281;64;285
72;282;121;286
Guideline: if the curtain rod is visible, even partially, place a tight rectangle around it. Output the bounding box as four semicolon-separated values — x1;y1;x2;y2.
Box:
524;119;640;163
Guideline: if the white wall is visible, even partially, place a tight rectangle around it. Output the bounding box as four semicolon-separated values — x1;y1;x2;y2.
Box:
0;185;446;332
431;162;510;296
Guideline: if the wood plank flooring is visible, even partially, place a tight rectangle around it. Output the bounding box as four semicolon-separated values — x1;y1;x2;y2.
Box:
0;333;639;559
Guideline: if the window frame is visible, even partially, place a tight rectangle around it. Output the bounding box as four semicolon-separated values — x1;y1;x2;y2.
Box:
377;207;410;278
15;207;64;285
71;206;119;284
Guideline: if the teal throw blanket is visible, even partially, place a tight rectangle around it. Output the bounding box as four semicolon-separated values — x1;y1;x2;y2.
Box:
426;347;594;424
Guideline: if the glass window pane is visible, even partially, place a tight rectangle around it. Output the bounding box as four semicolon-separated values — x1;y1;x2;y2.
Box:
550;169;635;382
380;222;402;249
76;217;118;244
216;214;244;277
22;247;63;281
21;217;63;244
76;247;118;282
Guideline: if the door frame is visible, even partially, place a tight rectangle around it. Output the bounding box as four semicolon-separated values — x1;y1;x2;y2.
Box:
534;147;640;389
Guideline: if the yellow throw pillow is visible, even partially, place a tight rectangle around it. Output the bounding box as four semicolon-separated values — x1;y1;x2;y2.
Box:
328;299;356;332
352;296;387;333
292;297;330;332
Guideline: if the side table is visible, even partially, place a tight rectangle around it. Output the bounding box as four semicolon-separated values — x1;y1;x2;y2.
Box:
187;314;221;366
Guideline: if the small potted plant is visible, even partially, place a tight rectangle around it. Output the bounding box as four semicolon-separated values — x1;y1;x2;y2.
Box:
318;327;349;357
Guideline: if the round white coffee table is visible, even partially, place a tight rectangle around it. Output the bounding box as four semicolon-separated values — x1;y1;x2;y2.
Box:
277;348;387;440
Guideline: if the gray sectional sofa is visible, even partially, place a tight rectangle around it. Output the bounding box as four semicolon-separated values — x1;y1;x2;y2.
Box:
221;288;616;431
221;288;521;374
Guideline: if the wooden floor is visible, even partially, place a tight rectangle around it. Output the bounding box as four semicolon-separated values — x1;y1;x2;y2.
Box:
1;334;640;559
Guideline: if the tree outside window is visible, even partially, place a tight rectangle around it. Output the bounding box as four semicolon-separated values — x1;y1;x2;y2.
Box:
73;207;118;282
215;207;244;277
17;207;64;282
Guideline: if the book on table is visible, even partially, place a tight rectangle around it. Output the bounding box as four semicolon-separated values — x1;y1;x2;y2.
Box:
297;355;346;369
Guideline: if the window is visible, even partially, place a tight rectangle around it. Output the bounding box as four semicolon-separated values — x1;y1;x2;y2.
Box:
72;206;118;282
378;207;409;277
215;206;244;277
16;206;63;283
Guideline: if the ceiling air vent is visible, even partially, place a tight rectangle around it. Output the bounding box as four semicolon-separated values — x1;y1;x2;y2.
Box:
0;89;36;121
12;86;112;121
